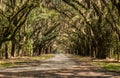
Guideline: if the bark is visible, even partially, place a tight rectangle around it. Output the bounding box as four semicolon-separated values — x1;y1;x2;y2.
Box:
5;43;8;59
11;39;16;57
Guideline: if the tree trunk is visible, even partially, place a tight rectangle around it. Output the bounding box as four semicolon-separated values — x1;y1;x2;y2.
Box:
18;44;22;57
5;43;8;59
11;39;16;57
117;52;120;62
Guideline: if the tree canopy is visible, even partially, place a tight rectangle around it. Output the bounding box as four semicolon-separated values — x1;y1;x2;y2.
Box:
0;0;120;61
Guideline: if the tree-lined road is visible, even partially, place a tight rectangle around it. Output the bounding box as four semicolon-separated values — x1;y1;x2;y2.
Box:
0;54;119;78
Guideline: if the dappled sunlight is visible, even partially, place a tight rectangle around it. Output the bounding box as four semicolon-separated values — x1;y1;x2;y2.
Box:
0;68;119;78
0;54;119;78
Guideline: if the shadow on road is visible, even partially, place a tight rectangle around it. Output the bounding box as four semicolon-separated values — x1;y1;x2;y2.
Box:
0;66;120;78
0;54;119;78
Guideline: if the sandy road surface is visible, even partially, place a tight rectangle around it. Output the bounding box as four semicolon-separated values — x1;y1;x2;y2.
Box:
0;54;119;78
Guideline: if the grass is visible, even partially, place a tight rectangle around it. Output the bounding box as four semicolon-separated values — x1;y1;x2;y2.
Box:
0;54;54;68
0;62;15;68
93;62;120;71
69;54;120;72
67;54;92;62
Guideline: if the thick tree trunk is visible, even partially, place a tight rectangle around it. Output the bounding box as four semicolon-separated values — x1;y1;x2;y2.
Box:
5;43;8;59
11;39;16;57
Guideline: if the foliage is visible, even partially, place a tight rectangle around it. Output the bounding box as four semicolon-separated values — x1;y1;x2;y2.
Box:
0;0;120;61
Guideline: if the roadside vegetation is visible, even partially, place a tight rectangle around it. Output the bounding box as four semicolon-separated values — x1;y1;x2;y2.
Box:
95;62;120;71
69;54;120;72
0;54;54;68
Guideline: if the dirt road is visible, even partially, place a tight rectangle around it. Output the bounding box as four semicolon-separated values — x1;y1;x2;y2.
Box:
0;54;119;78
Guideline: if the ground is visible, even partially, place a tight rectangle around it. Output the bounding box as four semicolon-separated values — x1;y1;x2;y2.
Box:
0;54;119;78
